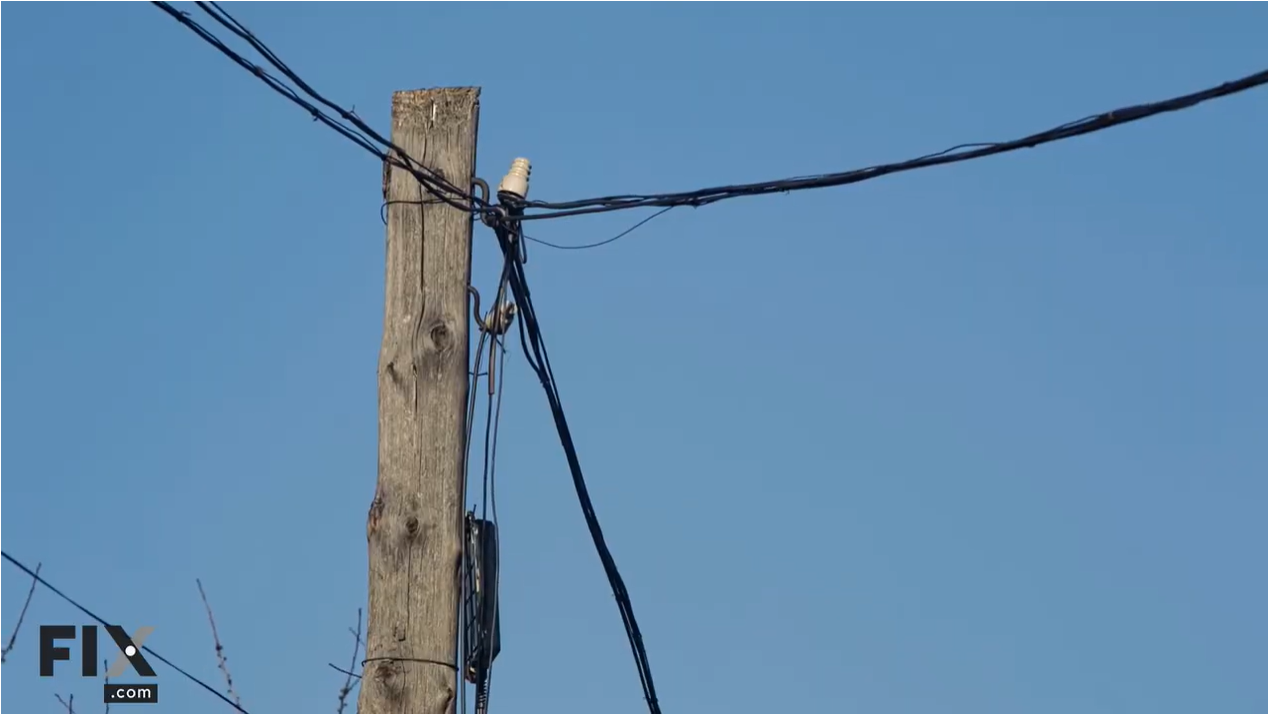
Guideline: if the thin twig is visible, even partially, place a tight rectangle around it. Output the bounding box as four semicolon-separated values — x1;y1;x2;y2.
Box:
55;693;74;713
2;561;42;664
196;579;243;710
336;608;363;714
328;663;362;679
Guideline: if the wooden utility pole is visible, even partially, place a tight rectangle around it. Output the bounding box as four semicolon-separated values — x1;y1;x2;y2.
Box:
361;87;480;715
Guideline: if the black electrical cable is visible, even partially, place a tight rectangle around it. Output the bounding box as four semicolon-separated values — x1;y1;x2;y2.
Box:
157;0;1264;225
489;212;661;713
460;328;489;715
473;369;497;714
477;318;510;715
521;206;675;251
475;369;497;714
1;551;249;715
462;256;514;714
192;1;481;210
475;261;513;714
150;3;378;154
151;1;480;215
193;1;476;210
465;330;491;515
509;67;1268;221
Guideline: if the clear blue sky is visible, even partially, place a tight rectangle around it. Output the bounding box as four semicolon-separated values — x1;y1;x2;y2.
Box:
4;4;1267;714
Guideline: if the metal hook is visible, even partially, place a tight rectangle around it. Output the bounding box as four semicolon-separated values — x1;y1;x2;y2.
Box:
468;286;489;334
473;178;511;229
471;178;490;207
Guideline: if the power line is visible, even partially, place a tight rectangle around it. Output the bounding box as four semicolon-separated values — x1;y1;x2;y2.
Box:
1;551;249;715
483;330;508;712
491;211;662;713
522;207;675;251
476;267;511;715
155;2;1264;231
510;67;1268;220
148;3;377;156
192;1;481;209
475;311;509;715
150;1;481;214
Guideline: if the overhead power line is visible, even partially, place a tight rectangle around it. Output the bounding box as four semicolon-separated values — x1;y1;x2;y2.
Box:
508;67;1268;220
152;2;1265;227
192;1;482;210
150;1;482;214
1;551;249;715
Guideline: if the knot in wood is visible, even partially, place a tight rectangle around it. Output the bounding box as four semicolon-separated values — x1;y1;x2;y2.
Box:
405;516;420;536
428;322;453;351
371;659;403;693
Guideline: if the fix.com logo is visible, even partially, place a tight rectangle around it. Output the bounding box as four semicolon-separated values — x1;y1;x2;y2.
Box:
39;625;160;704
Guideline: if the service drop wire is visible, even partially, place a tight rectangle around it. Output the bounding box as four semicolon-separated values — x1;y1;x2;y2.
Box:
475;260;512;714
479;319;509;714
459;327;489;715
490;211;661;713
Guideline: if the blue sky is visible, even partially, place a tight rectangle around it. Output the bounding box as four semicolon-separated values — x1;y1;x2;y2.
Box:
4;4;1267;714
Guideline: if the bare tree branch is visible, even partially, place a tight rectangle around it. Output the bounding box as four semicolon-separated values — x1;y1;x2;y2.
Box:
328;662;362;679
54;693;74;713
2;561;42;664
196;579;243;710
336;608;363;714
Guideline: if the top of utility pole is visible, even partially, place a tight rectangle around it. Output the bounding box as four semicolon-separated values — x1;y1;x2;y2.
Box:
391;87;481;129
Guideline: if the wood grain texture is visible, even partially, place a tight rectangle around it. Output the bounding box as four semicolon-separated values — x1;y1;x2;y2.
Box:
360;87;479;715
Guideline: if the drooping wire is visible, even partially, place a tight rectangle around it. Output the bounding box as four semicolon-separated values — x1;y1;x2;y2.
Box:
521;206;675;251
490;211;661;713
383;200;677;254
151;1;482;214
508;67;1268;220
1;551;249;715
